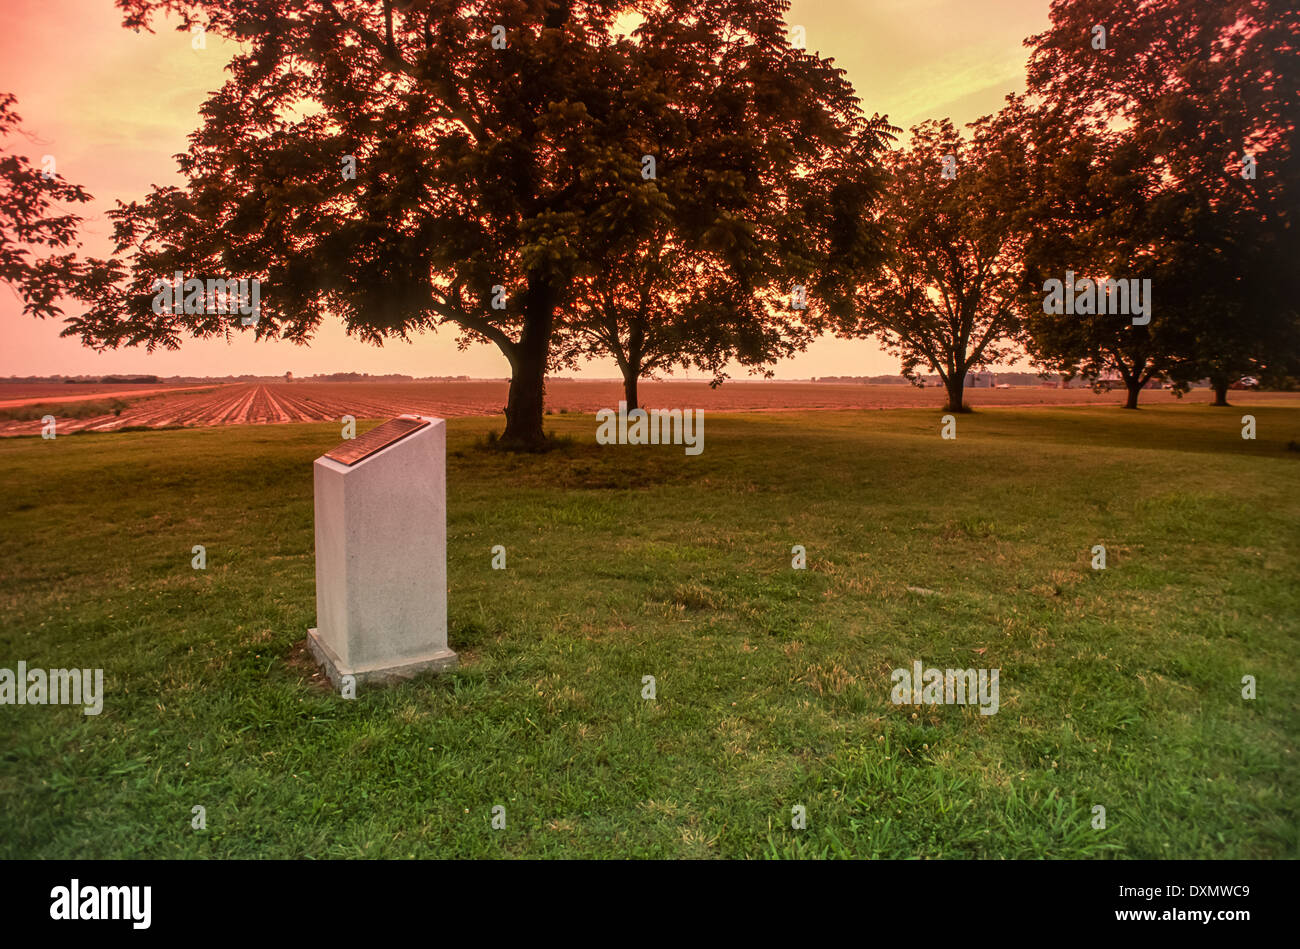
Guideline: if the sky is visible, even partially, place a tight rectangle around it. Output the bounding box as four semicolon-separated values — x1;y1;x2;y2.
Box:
0;0;1050;379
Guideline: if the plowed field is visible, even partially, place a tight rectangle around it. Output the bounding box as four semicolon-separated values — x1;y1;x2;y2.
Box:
1;380;1288;436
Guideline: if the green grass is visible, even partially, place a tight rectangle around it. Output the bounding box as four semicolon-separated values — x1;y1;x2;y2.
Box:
0;402;1297;858
0;398;131;421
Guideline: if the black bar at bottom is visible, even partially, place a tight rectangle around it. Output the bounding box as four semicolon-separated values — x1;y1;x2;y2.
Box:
0;859;1278;936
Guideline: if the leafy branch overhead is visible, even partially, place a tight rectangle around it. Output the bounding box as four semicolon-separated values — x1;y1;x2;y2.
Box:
0;94;93;322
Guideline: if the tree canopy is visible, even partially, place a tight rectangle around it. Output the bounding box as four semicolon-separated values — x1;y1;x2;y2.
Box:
833;116;1026;413
1022;0;1300;405
65;0;884;445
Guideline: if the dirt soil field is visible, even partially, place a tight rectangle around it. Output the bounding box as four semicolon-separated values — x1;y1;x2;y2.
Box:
0;380;1291;436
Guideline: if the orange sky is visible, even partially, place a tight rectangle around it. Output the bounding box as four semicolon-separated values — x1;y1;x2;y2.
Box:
0;0;1049;378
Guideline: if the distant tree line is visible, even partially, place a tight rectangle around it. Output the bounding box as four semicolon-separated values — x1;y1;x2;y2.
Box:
0;374;160;384
811;373;1003;386
309;372;413;383
0;373;480;385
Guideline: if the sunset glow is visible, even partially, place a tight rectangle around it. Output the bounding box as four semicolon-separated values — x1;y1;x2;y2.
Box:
0;0;1048;378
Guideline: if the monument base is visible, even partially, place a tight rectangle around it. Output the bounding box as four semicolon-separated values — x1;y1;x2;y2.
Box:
307;628;458;688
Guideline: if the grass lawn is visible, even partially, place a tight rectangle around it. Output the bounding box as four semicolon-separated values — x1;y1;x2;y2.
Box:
0;398;132;421
1;401;1297;858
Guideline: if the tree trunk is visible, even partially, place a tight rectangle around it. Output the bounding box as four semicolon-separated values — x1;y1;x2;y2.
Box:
944;374;966;413
1123;378;1142;410
622;369;639;412
623;322;644;412
1211;379;1230;407
501;275;554;450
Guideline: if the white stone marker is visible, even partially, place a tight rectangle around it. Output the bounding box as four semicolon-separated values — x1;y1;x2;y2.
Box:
308;414;457;686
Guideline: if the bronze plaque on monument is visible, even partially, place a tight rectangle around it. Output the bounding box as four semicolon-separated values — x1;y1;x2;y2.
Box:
324;416;431;466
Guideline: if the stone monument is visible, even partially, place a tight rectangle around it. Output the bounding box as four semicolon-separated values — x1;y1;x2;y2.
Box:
308;414;457;686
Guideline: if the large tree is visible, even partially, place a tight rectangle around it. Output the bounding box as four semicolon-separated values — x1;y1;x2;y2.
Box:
1016;109;1181;409
0;94;92;321
833;117;1026;413
1024;0;1300;406
555;236;788;410
555;114;893;410
65;0;874;447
